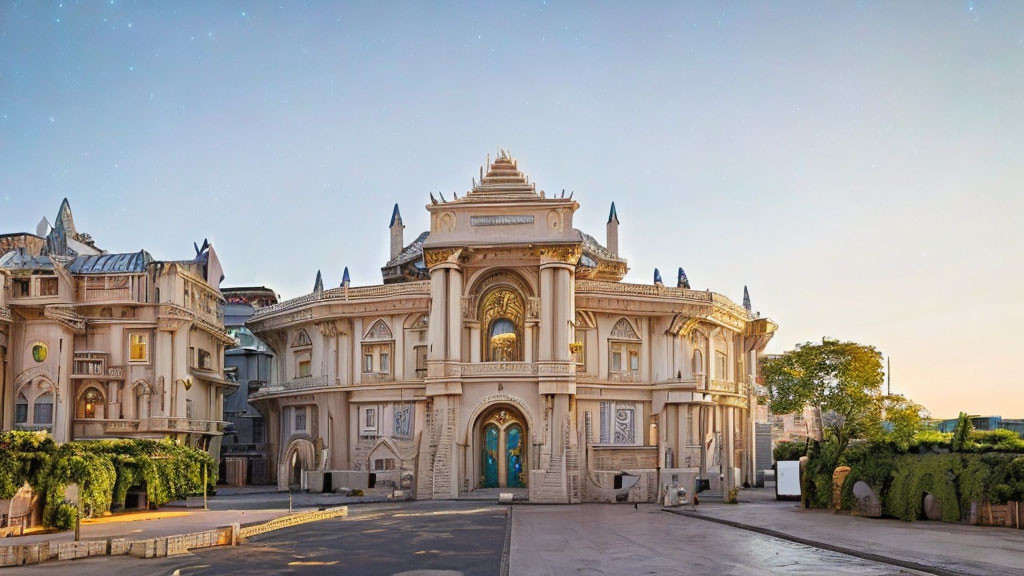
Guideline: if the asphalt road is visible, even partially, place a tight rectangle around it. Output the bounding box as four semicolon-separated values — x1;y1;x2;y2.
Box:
19;500;941;576
24;501;508;576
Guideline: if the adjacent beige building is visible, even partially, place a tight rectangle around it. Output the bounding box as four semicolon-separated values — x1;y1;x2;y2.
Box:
247;151;777;502
0;200;234;459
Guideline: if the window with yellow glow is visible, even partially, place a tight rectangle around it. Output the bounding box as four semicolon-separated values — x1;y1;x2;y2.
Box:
129;333;149;362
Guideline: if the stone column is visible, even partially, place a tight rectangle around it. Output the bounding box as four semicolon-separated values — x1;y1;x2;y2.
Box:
469;322;481;363
553;267;571;362
538;267;554;361
724;406;736;493
447;267;462;362
524;322;535;363
429;269;447;361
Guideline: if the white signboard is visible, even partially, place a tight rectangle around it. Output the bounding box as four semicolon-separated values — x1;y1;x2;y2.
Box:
776;461;802;499
470;215;534;226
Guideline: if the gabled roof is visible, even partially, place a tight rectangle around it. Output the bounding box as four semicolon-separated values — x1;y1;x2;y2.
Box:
68;250;152;274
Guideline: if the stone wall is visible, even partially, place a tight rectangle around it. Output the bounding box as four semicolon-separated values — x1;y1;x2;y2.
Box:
0;507;348;567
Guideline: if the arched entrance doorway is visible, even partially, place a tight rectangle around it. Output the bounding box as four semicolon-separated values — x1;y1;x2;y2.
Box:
476;406;527;488
278;437;315;491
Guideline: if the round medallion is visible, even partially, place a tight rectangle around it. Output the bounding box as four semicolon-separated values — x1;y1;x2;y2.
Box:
32;342;47;363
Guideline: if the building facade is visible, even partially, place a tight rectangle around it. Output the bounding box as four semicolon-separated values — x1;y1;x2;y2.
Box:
0;200;234;460
247;152;777;502
220;286;278;485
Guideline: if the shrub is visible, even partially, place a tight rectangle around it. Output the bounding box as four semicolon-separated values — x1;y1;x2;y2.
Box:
773;441;807;462
0;431;216;529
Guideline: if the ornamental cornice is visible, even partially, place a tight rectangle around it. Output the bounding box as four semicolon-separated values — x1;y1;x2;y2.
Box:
156;303;233;343
0;306;11;323
249;281;431;323
43;305;87;333
423;248;461;268
530;243;583;264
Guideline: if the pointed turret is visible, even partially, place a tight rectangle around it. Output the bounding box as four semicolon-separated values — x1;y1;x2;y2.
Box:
313;270;324;293
341;267;350;289
390;204;405;259
677;268;690;289
743;286;751;311
606;202;619;257
653;268;663;286
55;198;76;235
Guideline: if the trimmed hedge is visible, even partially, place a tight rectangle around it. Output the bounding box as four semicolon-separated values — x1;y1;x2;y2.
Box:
798;427;1024;521
0;431;216;530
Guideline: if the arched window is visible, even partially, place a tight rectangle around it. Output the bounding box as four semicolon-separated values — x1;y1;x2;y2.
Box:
608;318;640;379
489;318;518;361
77;387;104;419
480;288;524;362
33;392;53;425
692;349;704;377
362;319;395;379
15;393;28;424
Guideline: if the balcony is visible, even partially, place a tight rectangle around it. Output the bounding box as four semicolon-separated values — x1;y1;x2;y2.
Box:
103;419;140;433
145;418;225;434
252;374;340;397
73;418;225;437
361;372;395;384
709;380;748;395
460;362;537;377
82;287;132;302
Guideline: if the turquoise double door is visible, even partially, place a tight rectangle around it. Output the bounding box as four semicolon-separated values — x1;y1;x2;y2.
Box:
482;423;525;488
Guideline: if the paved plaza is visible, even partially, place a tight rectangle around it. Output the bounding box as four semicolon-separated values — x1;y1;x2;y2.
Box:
510;503;930;576
9;491;1024;575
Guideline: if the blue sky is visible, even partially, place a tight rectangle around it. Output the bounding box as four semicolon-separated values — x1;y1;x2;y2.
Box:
2;1;1022;417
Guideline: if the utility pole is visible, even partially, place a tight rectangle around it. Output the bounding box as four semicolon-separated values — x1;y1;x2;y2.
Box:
887;357;891;396
203;460;209;510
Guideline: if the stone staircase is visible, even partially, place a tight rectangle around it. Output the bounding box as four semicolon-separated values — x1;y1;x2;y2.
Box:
431;406;457;499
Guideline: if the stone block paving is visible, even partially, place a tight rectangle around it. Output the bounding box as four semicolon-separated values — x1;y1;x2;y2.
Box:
673;488;1024;576
511;503;935;575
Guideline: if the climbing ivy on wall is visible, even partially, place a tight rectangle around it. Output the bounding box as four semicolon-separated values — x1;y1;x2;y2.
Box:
0;431;215;530
808;429;1024;522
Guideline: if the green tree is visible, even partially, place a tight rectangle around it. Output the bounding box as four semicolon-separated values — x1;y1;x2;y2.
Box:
951;411;973;453
762;338;885;454
880;395;925;451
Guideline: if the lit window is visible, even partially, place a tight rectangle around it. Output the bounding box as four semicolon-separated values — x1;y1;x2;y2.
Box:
129;333;148;362
80;388;102;419
572;330;586;367
298;359;311;378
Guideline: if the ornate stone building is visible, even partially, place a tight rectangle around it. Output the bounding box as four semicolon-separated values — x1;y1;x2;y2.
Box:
0;200;234;460
247;152;777;501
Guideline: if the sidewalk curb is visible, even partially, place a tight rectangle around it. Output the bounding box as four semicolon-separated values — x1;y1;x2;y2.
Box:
0;506;348;568
499;506;512;576
662;508;961;576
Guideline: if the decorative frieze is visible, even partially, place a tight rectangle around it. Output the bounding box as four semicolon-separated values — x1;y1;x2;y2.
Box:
423;248;459;268
470;215;534;226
